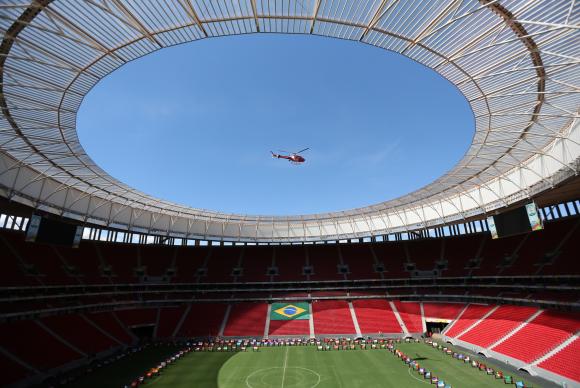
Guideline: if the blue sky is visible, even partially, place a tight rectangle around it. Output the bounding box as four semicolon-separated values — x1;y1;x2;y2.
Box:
77;34;473;216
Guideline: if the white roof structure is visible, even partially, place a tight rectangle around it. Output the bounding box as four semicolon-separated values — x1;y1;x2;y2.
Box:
0;0;579;242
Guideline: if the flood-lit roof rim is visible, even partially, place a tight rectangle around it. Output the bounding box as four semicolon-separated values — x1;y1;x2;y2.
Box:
0;0;578;241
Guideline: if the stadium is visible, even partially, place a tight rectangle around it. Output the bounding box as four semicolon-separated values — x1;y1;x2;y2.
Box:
0;0;579;387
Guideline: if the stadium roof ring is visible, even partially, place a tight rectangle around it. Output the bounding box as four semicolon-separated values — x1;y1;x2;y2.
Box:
0;0;578;242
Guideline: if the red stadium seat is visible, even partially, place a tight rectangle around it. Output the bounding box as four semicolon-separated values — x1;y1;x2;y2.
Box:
423;303;466;320
393;301;423;333
205;247;242;283
537;337;580;383
312;300;355;335
458;305;538;348
86;312;134;344
444;304;495;338
308;245;344;281
340;244;381;279
178;303;227;337
156;306;188;338
223;303;268;336
492;311;580;363
269;319;310;336
0;351;32;386
353;299;402;334
275;246;307;281
242;246;273;282
0;320;83;370
41;314;118;355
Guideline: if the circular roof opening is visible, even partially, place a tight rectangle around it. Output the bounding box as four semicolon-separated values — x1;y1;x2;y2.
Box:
2;0;574;241
78;35;473;215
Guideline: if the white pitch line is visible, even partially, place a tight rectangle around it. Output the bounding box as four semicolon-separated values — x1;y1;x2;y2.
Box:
407;368;431;385
281;346;289;388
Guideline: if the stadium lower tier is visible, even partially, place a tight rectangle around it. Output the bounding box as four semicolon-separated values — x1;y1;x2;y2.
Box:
1;301;579;386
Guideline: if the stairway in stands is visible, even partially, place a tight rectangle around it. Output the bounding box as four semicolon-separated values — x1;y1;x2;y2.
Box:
444;306;580;383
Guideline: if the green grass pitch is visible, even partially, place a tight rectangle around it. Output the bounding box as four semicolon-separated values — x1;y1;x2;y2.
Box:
68;341;543;388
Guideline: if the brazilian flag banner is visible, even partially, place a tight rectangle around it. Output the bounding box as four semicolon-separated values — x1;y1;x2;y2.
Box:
270;302;310;320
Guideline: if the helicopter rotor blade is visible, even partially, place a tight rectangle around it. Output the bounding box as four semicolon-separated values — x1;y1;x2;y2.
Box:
295;147;310;154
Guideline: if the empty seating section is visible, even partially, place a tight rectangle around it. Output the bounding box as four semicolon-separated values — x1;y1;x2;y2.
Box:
541;220;580;275
492;311;580;363
178;303;226;337
13;240;74;285
0;352;31;386
242;247;271;282
1;214;580;388
156;306;187;338
99;244;138;283
406;239;440;270
57;243;106;284
444;304;495;337
537;337;580;383
0;302;579;386
308;245;343;281
223;303;268;336
458;305;537;348
275;246;306;281
140;246;173;277
87;312;133;344
353;300;402;334
205;248;240;282
0;217;578;286
423;303;465;320
173;247;207;283
393;301;423;333
442;235;482;277
0;234;36;286
41;314;117;354
372;244;407;278
115;308;157;328
472;234;523;276
0;320;82;370
340;245;379;279
268;319;310;336
502;233;544;276
312;300;355;334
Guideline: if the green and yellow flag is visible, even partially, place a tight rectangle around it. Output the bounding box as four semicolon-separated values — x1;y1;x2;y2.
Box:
270;302;310;321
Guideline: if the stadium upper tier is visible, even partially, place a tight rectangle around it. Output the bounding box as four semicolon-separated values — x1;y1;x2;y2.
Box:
0;0;579;242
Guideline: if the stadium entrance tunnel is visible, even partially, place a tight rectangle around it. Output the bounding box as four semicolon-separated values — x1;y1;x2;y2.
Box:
129;324;155;340
425;320;448;335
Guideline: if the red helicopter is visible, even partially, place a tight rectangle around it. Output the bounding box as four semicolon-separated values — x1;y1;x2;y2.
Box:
271;148;309;164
